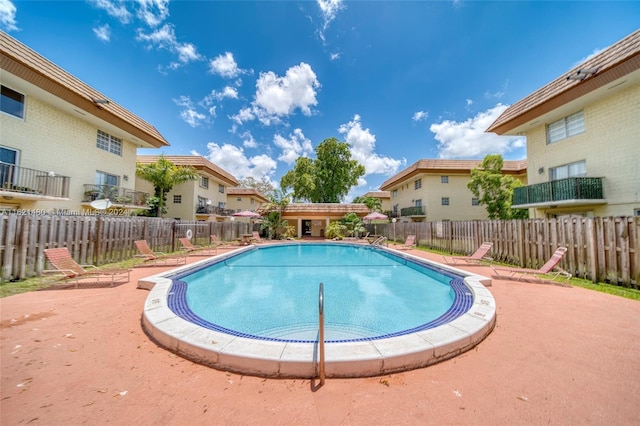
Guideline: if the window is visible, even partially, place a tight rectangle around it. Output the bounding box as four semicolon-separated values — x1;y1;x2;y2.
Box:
393;204;398;213
1;85;25;119
547;111;584;144
173;195;182;204
0;146;19;186
250;199;254;205
441;176;449;184
441;197;450;206
415;199;422;207
218;201;226;208
96;130;122;156
200;177;209;189
95;171;119;187
236;197;242;202
471;197;479;206
392;189;397;198
218;184;224;193
414;179;422;190
550;160;586;180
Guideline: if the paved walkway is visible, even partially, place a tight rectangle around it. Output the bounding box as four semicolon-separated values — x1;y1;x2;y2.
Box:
1;244;639;425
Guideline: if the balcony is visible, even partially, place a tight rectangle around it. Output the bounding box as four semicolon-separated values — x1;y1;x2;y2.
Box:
195;205;236;217
82;184;150;208
0;162;70;201
512;177;606;209
400;206;425;217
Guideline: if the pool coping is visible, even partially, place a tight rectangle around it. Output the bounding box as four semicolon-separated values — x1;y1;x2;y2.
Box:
138;244;496;378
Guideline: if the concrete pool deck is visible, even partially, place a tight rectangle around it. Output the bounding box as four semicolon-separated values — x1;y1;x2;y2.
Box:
1;243;639;425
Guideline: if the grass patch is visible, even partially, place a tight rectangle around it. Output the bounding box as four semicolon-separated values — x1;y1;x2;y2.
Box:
417;246;639;301
0;257;148;299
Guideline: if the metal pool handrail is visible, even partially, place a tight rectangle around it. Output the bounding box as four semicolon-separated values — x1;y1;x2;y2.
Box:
318;282;325;385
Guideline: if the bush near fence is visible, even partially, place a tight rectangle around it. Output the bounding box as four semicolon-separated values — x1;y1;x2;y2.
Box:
1;214;638;287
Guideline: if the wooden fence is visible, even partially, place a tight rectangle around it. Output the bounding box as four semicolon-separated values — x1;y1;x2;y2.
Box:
372;216;639;287
1;214;638;287
0;214;253;282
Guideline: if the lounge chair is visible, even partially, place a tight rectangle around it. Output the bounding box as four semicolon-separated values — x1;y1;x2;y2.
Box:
443;242;493;265
251;231;264;243
210;234;237;248
42;247;131;288
395;235;416;250
134;240;187;266
491;247;572;283
178;237;218;256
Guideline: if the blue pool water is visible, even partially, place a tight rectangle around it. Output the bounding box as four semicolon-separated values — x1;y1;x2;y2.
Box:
169;243;471;343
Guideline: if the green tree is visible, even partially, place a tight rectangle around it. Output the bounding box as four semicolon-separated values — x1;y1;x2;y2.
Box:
136;155;199;217
237;176;275;198
467;154;529;220
258;188;291;239
353;195;382;212
341;212;366;237
281;137;365;203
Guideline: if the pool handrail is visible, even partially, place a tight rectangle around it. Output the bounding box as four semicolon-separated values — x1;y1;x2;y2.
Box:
318;282;325;385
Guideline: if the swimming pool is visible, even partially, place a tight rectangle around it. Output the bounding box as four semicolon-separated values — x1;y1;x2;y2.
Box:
140;242;496;378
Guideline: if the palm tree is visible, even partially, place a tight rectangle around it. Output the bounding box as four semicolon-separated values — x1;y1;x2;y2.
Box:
136;155;199;217
353;195;382;212
258;189;291;239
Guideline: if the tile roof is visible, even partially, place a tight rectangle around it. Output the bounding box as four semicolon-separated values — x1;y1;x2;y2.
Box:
1;31;169;148
487;29;640;135
380;158;527;190
227;187;270;202
282;203;371;215
363;191;391;199
136;155;238;186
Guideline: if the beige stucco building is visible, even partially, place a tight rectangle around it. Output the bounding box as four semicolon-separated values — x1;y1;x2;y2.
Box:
280;203;371;238
1;31;168;213
362;190;391;213
380;159;527;222
487;29;640;218
226;188;269;217
136;156;238;221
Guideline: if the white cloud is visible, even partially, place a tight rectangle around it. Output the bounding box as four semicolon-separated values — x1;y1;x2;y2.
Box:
430;104;525;159
0;0;18;31
195;143;277;182
230;107;256;126
412;111;428;122
330;52;341;61
136;0;170;27
240;131;258;149
93;24;111;42
209;52;248;79
90;0;132;24
173;95;208;127
205;86;239;103
317;0;345;42
338;114;405;177
253;62;320;125
273;128;313;164
136;23;202;67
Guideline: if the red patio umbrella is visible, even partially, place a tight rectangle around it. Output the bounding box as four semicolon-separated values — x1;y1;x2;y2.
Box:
232;210;261;218
363;211;388;235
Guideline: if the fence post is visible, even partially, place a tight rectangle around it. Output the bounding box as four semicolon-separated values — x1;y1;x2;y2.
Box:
95;216;103;265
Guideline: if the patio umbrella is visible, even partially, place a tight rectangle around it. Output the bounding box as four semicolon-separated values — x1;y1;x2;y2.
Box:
363;211;388;235
232;210;261;219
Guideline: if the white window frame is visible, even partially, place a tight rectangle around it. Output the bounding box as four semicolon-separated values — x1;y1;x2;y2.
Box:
200;177;209;189
441;197;450;206
95;171;119;187
96;130;122;156
414;179;422;190
218;184;225;193
547;111;584;144
471;197;479;206
441;176;449;184
1;85;25;119
550;160;586;181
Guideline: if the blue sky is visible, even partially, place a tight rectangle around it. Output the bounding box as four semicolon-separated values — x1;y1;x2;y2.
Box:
2;1;639;198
